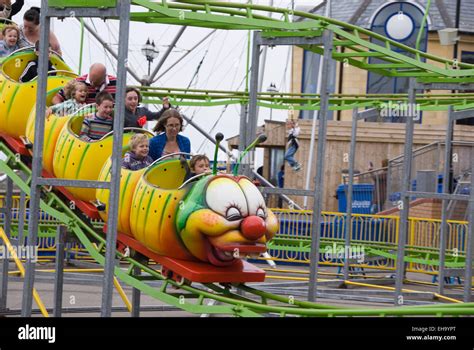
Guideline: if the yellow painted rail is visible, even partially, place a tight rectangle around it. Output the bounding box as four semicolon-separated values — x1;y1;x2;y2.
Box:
0;228;49;317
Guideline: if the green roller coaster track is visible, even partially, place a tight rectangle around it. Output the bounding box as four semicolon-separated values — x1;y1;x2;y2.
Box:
138;86;474;111
47;0;474;110
1;0;471;316
126;0;474;82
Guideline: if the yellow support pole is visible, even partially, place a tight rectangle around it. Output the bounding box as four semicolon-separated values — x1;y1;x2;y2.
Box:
344;280;462;303
0;228;49;317
113;278;132;312
433;293;463;304
9;268;104;275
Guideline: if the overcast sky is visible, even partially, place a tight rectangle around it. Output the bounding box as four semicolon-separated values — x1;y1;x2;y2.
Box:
13;0;322;164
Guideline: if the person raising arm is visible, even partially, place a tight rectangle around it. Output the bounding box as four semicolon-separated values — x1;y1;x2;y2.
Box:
124;87;171;128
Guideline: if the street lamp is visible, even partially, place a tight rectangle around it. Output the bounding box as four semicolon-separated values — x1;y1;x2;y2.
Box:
141;38;159;79
266;82;278;120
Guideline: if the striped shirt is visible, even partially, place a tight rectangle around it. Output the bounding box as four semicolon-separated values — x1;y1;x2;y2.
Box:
79;113;113;141
56;74;117;104
50;99;86;116
18;25;34;48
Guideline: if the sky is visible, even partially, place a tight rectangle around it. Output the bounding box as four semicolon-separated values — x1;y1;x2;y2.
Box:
9;0;322;165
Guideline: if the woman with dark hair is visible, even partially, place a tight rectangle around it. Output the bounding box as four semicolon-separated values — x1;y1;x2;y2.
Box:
0;0;23;20
148;109;191;161
18;7;62;55
124;87;171;128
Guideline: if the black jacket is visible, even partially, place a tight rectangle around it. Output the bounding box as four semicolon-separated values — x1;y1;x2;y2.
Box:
124;105;170;128
19;59;55;83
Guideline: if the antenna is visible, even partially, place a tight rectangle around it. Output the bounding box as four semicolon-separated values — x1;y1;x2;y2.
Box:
213;133;224;175
233;134;267;176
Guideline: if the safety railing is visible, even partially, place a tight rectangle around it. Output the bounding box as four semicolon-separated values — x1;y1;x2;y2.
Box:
1;195;98;260
407;217;469;274
266;209;468;276
2;195;469;273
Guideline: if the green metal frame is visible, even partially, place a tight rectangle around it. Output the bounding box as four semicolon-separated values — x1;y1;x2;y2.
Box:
4;0;473;316
48;0;117;8
137;86;474;111
47;0;474;83
126;0;474;84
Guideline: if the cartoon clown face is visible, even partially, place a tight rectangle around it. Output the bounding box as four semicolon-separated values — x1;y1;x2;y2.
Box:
177;175;279;266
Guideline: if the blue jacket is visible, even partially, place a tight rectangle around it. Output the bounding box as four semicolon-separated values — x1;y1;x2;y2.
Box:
149;133;191;161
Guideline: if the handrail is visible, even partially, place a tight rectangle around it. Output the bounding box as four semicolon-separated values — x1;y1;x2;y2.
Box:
153;151;193;164
179;172;210;189
253;171;303;210
70;103;96;116
31;70;78;81
98;127;154;141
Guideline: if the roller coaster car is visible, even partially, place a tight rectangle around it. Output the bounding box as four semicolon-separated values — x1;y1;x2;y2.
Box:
99;152;279;283
25;103;96;174
52;114;134;203
0;48;76;139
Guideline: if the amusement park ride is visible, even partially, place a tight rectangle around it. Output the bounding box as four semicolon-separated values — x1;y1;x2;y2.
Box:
0;0;473;317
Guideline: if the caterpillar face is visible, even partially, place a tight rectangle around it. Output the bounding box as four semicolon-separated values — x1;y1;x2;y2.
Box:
178;175;278;266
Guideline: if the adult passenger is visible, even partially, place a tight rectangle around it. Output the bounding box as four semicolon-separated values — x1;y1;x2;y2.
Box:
18;7;62;56
124;87;171;128
52;63;117;105
149;109;191;161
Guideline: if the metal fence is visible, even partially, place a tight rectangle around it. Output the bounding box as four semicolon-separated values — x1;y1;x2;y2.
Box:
342;141;473;215
0;195;97;261
265;209;468;276
388;141;473;208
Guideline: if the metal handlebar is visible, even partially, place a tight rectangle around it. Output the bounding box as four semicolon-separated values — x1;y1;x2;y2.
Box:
99;127;154;141
70;103;96;117
31;70;78;81
179;172;210;189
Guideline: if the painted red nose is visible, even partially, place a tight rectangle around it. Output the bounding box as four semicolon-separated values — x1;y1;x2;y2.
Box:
241;216;267;241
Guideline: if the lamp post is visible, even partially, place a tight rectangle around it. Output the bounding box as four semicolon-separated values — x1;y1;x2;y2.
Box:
141;38;159;84
266;82;278;120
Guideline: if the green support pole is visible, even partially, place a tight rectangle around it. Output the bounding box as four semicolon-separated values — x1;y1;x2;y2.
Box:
78;18;85;75
415;0;431;51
